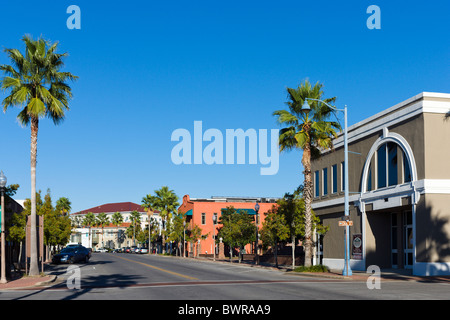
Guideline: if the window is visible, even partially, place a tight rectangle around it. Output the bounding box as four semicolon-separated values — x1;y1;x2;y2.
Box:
403;151;412;183
388;142;398;186
332;164;337;194
367;163;372;191
201;213;206;225
323;168;328;196
377;144;387;188
314;170;320;197
341;161;345;191
376;142;405;189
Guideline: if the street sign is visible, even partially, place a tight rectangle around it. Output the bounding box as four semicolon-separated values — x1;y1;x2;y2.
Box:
339;220;353;226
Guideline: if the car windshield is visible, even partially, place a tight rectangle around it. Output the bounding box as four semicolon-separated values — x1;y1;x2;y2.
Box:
61;247;76;253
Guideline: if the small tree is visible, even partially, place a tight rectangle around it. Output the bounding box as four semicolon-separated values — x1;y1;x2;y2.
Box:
217;207;256;263
261;207;289;268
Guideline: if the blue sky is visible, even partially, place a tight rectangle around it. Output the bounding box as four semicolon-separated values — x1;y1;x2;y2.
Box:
1;0;449;213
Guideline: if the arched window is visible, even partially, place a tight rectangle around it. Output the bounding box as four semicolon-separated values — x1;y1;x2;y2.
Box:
367;141;413;191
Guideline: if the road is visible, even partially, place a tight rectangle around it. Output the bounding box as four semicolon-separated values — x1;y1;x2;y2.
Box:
1;253;450;302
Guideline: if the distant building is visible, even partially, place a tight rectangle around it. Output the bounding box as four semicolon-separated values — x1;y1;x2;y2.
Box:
311;92;450;276
70;202;161;249
178;195;279;257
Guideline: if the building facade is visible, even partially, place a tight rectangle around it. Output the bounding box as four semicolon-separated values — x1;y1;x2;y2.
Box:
178;195;278;257
311;92;450;276
70;202;162;250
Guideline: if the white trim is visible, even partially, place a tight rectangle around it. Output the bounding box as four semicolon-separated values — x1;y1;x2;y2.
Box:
312;179;450;210
322;258;365;272
331;92;450;150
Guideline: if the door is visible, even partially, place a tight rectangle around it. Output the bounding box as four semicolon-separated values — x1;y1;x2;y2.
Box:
403;211;413;269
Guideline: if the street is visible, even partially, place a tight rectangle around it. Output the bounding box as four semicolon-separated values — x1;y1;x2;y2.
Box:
1;253;450;301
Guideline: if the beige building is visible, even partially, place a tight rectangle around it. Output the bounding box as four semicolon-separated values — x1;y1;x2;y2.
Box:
70;202;162;250
312;92;450;276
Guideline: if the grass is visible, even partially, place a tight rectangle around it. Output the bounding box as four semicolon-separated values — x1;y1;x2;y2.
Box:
293;265;330;273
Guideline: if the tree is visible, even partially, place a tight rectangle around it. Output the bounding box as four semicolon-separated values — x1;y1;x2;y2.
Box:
261;207;289;268
217;207;256;263
129;210;141;246
96;212;110;248
273;79;340;266
82;212;96;248
142;186;179;252
1;35;77;275
167;212;186;256
56;197;71;216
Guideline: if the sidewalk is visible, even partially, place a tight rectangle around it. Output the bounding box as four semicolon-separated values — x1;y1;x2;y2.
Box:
193;256;450;283
0;274;57;290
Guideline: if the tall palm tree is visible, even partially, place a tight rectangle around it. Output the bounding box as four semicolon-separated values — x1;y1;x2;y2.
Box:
0;35;77;276
82;212;96;249
129;210;141;246
56;197;71;216
273;80;340;266
143;186;179;253
96;212;110;248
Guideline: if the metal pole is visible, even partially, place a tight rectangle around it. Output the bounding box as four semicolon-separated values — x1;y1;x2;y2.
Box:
1;188;6;283
343;105;352;276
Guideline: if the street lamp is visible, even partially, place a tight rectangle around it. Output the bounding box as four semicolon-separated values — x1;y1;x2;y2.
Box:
183;220;186;258
254;201;260;265
212;214;217;261
303;98;352;276
0;171;7;283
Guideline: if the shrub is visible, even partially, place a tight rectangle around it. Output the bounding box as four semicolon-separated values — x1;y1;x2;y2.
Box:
293;265;329;273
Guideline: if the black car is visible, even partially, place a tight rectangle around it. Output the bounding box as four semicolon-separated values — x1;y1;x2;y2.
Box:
52;246;90;264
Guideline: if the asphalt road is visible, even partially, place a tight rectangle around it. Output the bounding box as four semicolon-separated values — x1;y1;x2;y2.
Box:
1;253;450;303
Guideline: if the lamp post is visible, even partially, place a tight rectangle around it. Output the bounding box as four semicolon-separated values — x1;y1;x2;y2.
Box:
212;214;217;261
303;98;352;276
254;202;260;265
0;171;7;284
183;220;186;258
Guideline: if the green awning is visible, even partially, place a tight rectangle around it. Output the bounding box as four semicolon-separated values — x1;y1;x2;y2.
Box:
221;208;256;215
185;209;193;216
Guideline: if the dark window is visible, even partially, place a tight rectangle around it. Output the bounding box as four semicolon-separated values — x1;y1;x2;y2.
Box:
332;164;338;193
403;151;412;183
388;143;398;186
377;144;387;188
367;164;372;191
323;168;328;196
314;171;320;197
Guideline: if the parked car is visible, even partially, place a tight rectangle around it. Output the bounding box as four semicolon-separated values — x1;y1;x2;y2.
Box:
131;246;138;253
97;248;108;253
52;247;90;264
125;247;131;253
139;248;149;254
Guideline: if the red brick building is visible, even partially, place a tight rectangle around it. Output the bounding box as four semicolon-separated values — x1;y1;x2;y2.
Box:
178;195;278;257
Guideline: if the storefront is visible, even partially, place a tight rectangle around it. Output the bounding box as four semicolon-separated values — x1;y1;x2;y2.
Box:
312;92;450;276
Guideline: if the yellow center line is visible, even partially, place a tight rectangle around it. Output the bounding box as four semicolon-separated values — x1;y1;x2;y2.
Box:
114;255;199;280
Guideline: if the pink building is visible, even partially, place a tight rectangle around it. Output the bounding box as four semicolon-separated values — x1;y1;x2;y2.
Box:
178;195;278;257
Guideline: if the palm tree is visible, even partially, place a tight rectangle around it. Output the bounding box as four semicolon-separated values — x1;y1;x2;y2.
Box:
0;35;77;276
96;212;110;248
273;79;340;266
143;186;179;253
82;212;96;249
129;210;141;246
56;197;71;216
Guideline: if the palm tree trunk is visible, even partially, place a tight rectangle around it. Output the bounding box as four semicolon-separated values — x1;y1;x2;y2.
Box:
291;234;296;270
29;116;40;276
302;142;313;267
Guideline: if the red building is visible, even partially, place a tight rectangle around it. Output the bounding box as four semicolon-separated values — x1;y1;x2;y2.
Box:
178;195;279;257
